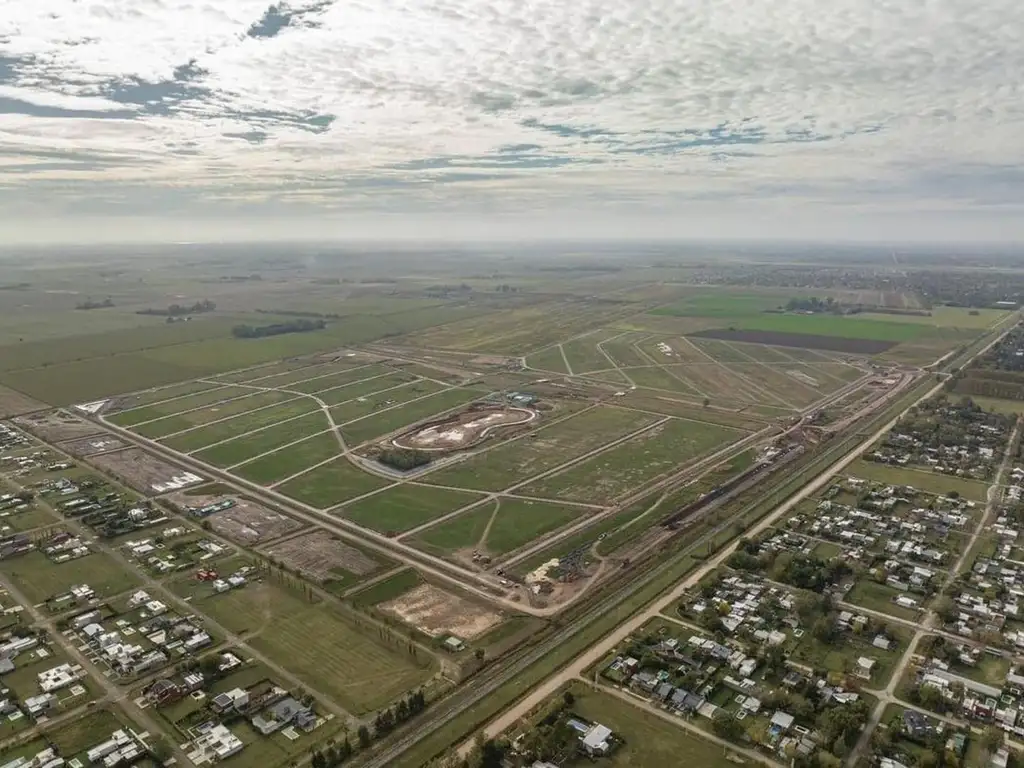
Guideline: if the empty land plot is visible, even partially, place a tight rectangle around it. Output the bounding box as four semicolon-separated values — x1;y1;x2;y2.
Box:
282;364;388;394
381;583;503;639
160;399;321;452
562;332;623;373
846;460;989;501
263;530;384;587
524;418;740;503
90;447;203;494
725;364;824;407
232;431;341;485
185;495;303;545
720;342;796;363
14;411;103;442
690;327;898;355
815;362;867;383
618;390;767;430
318;372;420;408
197;582;432;713
625;365;703;397
525;345;570;374
211;359;320;384
689;338;752;363
130;390;297;438
240;362;348;389
274;456;390;507
857;307;1008;329
190;412;330;466
6;550;141;604
0;385;50;417
340;387;483;445
407;502;495;556
424;406;660;491
59;433;128;457
110;380;222;412
482;498;588;555
107;385;250;427
669;362;762;403
329;380;446;424
338;484;485;534
601;335;651;369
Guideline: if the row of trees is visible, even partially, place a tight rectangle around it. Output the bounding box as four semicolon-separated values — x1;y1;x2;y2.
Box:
232;318;326;339
75;297;114;310
377;447;432;471
138;299;216;316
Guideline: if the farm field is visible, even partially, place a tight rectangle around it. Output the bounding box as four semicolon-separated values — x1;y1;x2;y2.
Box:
522;418;741;503
424;406;661;491
337;483;487;534
188;580;435;714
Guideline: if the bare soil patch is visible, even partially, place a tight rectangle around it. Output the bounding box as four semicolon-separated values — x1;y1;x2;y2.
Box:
90;447;204;495
59;434;129;457
14;410;104;441
0;385;48;417
688;329;896;354
168;491;303;545
392;405;537;452
380;583;503;639
264;530;379;582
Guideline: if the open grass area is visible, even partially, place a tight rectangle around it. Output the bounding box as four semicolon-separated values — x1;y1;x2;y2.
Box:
846;459;990;501
845;579;924;622
856;307;1009;329
349;568;423;607
190;411;330;465
956;394;1024;416
159;398;322;452
233;431;343;485
132;390;297;439
274;456;391;507
407;501;496;556
425;406;661;491
329;379;447;424
5;550;141;604
337;484;486;534
524;345;569;374
558;682;744;768
483;498;588;555
522;418;740;503
340;387;483;445
107;384;249;426
195;581;435;714
318;371;420;407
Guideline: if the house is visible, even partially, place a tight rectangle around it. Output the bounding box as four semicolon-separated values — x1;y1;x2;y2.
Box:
24;693;57;719
769;711;794;738
144;678;182;706
902;709;932;740
856;657;876;680
192;723;244;761
581;723;612;756
873;635;893;651
212;688;249;713
251;697;316;735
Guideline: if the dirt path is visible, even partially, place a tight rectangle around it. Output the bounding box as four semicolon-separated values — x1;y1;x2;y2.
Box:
476;499;502;551
558;344;574;376
595;332;637;388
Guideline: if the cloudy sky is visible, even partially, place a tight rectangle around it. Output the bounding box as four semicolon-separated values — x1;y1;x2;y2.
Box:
1;0;1022;244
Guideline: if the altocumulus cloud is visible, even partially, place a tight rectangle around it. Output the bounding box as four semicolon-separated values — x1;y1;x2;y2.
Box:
0;0;1023;238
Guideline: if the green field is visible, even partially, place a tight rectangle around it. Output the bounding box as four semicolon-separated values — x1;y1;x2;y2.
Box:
108;384;250;426
159;399;322;452
317;371;420;407
847;459;990;501
339;387;483;445
845;579;923;622
425;406;660;491
114;379;223;409
233;431;343;485
328;380;447;424
523;418;740;503
5;550;141;604
525;345;570;374
191;411;330;465
956;394;1024;416
274;456;391;507
651;291;794;318
408;501;496;555
132;390;297;438
338;484;486;534
349;568;424;607
195;581;435;713
857;307;1008;329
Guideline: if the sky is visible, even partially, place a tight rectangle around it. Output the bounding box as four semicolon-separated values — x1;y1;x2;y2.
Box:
1;0;1023;244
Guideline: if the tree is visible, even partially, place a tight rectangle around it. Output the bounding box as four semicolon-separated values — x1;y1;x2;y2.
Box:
474;648;485;662
983;725;1004;753
712;711;744;741
562;690;575;708
357;725;371;748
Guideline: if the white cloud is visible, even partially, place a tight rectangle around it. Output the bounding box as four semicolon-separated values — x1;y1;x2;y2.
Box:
0;0;1023;239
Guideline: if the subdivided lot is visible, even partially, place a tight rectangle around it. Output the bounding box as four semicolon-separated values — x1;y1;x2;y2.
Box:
274;456;391;508
171;490;304;545
283;363;390;394
0;384;48;418
522;418;741;504
339;387;484;445
59;433;129;457
688;328;898;355
232;431;342;486
425;406;661;491
263;530;391;591
6;550;141;605
616;390;768;431
160;399;321;453
557;682;743;768
90;447;203;495
337;484;485;535
130;390;298;439
846;460;990;502
379;582;503;639
328;380;447;425
844;579;924;622
317;371;421;407
211;358;330;384
624;365;703;398
106;384;250;427
109;379;222;412
190;412;330;466
14;410;108;442
190;581;434;713
561;331;626;373
525;345;569;374
409;497;588;558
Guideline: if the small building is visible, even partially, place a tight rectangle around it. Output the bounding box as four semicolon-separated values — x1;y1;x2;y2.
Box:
443;636;465;653
856;657;876;680
581;723;612;756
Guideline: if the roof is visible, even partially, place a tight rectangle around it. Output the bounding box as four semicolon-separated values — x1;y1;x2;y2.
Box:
770;711;794;730
582;724;612;750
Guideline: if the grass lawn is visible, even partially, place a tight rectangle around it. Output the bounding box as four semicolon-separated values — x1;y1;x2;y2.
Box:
483;498;588;555
6;550;141;604
190;412;330;465
559;682;744;768
523;418;740;503
790;622;908;687
845;579;923;622
340;387;483;445
847;460;990;502
232;431;342;485
708;313;928;343
159;398;321;452
349;568;423;607
197;581;435;714
337;484;485;534
274;456;390;507
407;501;496;556
0;505;61;533
811;541;843;559
956;652;1010;687
425;406;661;491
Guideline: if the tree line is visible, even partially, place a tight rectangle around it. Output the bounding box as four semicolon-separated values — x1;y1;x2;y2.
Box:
137;299;216;316
232;319;326;339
